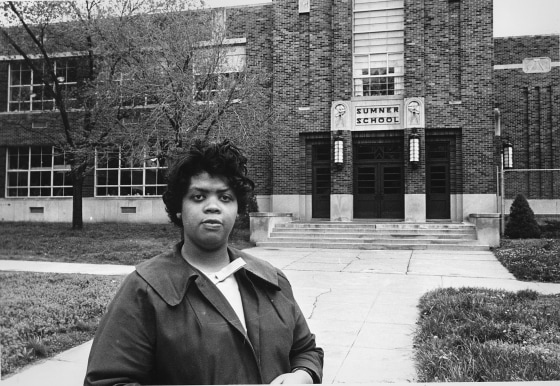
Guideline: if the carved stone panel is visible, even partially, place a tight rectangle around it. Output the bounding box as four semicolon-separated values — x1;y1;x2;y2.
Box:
523;57;552;73
404;97;425;129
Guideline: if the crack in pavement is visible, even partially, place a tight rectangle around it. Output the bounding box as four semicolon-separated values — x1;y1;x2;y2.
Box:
308;287;332;319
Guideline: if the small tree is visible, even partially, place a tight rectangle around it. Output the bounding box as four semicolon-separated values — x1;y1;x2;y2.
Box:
505;193;541;239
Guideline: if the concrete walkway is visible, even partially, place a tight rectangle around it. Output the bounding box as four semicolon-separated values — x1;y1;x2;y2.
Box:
2;248;560;385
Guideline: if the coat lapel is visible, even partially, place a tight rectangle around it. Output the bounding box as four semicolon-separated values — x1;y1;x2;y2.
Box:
238;271;261;362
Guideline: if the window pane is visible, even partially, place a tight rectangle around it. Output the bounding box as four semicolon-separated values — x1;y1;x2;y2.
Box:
131;186;143;196
7;188;18;197
21;67;32;85
17;172;28;186
145;186;157;196
54;171;66;186
30;147;43;168
107;170;119;185
146;169;157;184
121;170;131;185
53;150;66;167
107;187;118;196
96;170;107;185
8;172;19;187
131;170;143;185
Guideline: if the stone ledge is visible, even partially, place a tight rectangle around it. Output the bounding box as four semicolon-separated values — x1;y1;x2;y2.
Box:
469;213;501;218
249;212;293;218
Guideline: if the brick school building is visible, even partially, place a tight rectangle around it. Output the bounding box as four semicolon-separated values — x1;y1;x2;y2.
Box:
0;0;558;225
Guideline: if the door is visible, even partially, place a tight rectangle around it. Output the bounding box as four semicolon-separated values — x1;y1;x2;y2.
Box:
312;144;330;218
426;142;451;219
353;142;404;219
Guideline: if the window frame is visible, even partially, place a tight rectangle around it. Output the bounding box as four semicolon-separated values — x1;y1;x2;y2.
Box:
7;58;78;112
5;146;73;197
193;43;246;102
94;147;167;197
352;0;405;97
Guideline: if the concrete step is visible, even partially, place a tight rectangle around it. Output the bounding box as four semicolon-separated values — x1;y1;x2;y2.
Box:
272;227;476;234
259;221;486;250
265;236;480;245
256;241;490;251
268;232;476;240
275;222;475;230
271;228;476;239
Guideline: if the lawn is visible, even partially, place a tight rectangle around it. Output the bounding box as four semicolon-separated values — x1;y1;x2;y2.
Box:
0;222;254;265
0;272;124;376
493;239;560;283
414;287;560;382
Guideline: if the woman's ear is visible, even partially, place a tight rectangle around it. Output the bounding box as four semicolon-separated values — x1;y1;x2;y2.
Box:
176;212;182;220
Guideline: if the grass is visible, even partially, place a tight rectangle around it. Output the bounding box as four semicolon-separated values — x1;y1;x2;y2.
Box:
0;222;254;265
0;272;124;376
414;287;560;382
493;239;560;283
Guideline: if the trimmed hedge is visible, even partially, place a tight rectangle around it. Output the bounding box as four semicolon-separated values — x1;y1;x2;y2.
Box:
505;194;541;239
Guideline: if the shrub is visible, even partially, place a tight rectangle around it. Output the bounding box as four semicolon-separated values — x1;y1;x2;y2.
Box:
505;194;541;239
234;192;259;230
540;220;560;239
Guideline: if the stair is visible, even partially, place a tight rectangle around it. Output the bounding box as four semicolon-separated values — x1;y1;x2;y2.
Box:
256;221;488;250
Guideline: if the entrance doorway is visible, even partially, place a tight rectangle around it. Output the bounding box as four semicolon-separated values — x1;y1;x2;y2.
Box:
426;141;451;219
312;144;330;218
353;141;404;219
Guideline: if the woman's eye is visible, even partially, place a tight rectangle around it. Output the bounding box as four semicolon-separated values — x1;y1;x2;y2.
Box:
221;195;233;202
192;194;204;201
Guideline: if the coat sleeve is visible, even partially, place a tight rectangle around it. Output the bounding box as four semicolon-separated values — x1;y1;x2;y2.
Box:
84;272;156;386
278;271;324;384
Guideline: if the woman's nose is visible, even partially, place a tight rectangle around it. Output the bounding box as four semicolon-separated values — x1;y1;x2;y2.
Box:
203;196;221;212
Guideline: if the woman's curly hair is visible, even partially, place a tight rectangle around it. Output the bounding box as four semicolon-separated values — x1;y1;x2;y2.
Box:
162;139;255;227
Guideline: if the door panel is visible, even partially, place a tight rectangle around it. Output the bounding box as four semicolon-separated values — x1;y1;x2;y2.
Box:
353;142;404;219
312;166;331;218
354;166;377;218
312;145;330;218
426;142;451;219
381;165;404;218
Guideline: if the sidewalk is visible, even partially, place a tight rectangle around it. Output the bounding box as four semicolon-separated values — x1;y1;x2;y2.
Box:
2;248;560;385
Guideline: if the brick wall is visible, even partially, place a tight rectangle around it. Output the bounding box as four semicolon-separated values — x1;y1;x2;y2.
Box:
494;35;560;200
270;0;336;196
405;0;495;195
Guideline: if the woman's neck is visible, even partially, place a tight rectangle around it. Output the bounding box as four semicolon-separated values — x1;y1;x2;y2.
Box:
180;241;230;273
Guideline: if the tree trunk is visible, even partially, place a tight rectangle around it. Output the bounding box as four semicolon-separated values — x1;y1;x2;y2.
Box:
72;173;84;230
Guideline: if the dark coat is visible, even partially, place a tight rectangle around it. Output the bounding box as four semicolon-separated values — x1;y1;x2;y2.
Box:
84;244;324;385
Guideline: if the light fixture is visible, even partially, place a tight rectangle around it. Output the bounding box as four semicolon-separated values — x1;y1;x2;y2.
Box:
409;129;420;168
334;135;344;166
503;141;513;169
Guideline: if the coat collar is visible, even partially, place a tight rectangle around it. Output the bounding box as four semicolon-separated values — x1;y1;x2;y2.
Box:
136;243;280;306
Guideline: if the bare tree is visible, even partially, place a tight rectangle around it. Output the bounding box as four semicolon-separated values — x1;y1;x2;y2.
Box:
104;2;274;159
1;0;273;229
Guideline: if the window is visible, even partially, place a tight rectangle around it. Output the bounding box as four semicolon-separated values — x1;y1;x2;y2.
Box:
95;148;167;197
353;0;404;97
111;72;157;108
194;45;246;101
8;58;78;111
6;146;73;197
